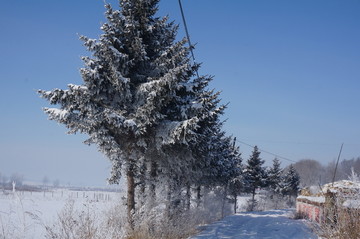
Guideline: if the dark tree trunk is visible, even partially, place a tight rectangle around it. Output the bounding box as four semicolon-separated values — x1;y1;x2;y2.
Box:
196;185;201;208
149;159;157;202
127;168;135;229
233;194;237;214
166;180;172;220
185;183;191;211
138;160;146;207
252;187;256;201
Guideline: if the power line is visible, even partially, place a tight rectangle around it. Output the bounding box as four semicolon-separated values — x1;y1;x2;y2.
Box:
236;139;297;163
178;0;200;79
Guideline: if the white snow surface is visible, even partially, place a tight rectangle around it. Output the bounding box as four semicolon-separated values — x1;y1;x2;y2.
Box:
1;191;319;239
322;180;360;194
190;209;318;239
0;189;121;239
297;195;326;203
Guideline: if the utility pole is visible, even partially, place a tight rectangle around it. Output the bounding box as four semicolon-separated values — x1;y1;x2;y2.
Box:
332;143;344;186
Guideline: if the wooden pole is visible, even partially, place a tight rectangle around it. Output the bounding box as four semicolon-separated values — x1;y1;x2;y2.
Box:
332;143;344;185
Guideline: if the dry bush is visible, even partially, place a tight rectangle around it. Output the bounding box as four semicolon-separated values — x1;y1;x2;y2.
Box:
45;200;99;239
126;190;232;239
127;208;213;239
44;199;127;239
0;193;41;239
318;208;360;239
316;195;360;239
45;189;231;239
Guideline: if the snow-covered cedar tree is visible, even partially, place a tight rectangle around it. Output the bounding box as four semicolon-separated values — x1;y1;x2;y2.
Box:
281;164;300;198
267;158;283;194
243;146;267;202
38;0;225;227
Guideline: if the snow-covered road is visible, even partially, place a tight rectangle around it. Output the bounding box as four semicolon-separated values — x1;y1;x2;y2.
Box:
190;209;318;239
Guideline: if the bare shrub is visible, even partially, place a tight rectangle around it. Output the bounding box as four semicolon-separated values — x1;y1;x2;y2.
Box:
45;199;128;239
318;208;360;239
125;189;232;239
317;196;360;239
0;193;40;239
243;192;291;212
127;207;216;239
45;188;232;239
45;199;99;239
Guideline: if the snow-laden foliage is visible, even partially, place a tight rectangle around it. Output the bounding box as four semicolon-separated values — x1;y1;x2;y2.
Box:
244;146;267;192
281;164;300;197
39;0;207;183
267;158;282;193
39;0;239;229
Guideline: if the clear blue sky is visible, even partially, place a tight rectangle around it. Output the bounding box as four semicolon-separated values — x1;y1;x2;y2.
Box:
1;0;359;186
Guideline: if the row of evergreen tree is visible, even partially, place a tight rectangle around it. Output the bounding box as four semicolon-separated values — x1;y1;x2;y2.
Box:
38;0;299;230
242;146;300;210
231;146;300;212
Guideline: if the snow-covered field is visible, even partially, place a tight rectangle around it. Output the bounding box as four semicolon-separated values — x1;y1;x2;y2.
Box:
0;189;122;239
191;209;318;239
1;190;318;239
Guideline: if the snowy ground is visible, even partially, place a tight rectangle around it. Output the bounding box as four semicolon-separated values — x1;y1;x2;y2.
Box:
1;191;318;239
0;189;122;239
190;209;318;239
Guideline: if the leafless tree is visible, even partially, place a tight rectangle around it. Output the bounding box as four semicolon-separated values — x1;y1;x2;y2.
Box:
293;159;324;187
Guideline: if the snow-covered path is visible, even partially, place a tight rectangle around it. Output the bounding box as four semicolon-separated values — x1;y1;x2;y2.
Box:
190;209;318;239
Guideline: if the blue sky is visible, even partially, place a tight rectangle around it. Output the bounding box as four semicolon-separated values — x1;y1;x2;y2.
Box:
1;0;359;186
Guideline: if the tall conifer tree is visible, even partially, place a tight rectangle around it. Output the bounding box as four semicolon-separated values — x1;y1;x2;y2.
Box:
39;0;227;226
281;164;300;199
244;146;267;209
267;158;282;194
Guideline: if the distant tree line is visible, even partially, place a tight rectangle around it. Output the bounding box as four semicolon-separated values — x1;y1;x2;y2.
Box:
293;157;360;188
0;172;60;191
0;172;24;189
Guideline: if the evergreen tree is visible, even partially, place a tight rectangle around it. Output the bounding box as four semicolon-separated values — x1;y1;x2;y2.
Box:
244;146;267;210
267;158;282;194
38;0;227;227
281;164;300;201
228;146;244;214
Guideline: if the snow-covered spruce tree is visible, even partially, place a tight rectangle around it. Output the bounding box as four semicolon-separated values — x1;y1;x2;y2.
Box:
190;110;242;215
281;164;300;202
187;89;229;204
267;158;282;194
154;79;230;218
206;134;241;217
243;146;267;210
228;147;244;214
39;0;213;228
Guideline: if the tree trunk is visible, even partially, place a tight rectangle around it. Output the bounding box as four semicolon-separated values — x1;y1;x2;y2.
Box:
221;184;228;218
149;159;157;203
166;180;172;220
196;185;201;208
249;187;256;211
138;160;146;207
252;187;256;201
127;168;135;229
233;194;237;214
185;183;191;211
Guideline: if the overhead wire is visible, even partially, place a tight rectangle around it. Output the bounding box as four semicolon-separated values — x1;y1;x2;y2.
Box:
236;139;297;163
177;1;297;165
178;0;200;79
